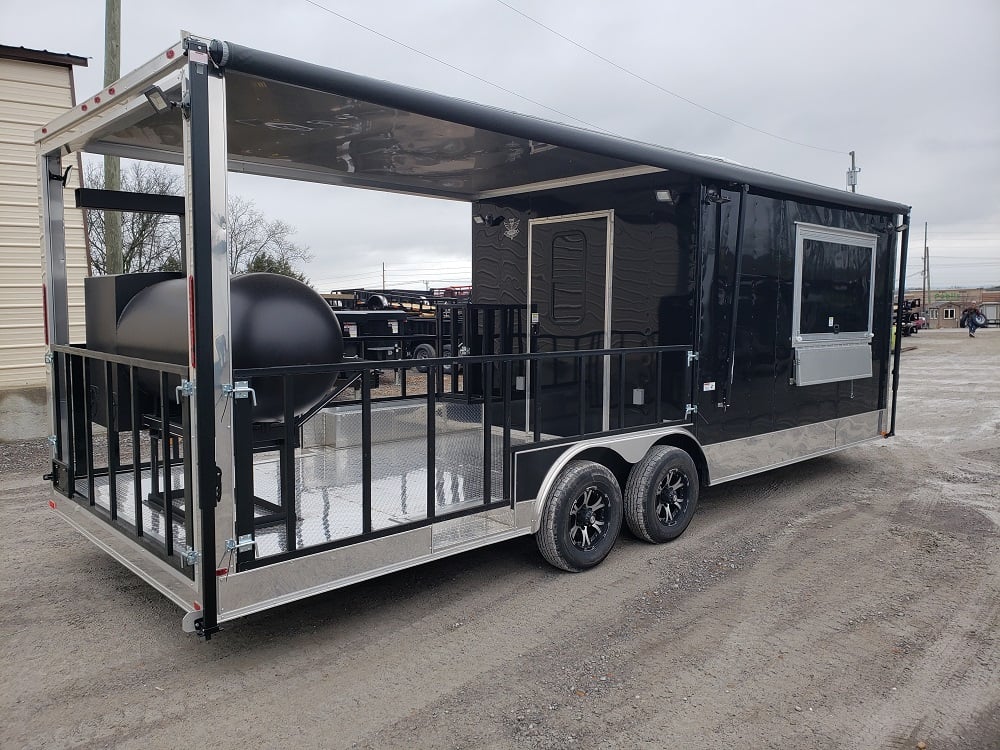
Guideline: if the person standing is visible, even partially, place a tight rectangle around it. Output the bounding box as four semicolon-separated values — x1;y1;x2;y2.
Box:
961;304;981;337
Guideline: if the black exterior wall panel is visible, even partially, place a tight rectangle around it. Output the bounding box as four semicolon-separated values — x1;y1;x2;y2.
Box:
472;173;699;432
694;188;895;444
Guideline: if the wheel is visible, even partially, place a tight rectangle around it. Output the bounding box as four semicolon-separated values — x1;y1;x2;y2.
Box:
412;343;435;372
973;312;987;327
624;446;699;543
536;460;623;572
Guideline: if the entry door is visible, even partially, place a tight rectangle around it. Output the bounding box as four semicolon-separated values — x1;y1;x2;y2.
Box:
528;212;613;437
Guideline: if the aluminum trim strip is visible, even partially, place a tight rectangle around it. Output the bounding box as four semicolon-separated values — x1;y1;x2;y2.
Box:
704;410;884;485
36;43;187;152
474;166;665;200
50;497;198;612
216;524;531;620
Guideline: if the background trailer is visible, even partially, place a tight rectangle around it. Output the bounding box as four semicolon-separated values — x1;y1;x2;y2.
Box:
36;35;910;638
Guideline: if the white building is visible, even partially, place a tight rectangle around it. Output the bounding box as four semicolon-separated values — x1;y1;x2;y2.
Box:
0;45;89;440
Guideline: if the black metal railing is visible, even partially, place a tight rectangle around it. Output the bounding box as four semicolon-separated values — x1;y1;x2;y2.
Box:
49;344;194;576
231;344;692;569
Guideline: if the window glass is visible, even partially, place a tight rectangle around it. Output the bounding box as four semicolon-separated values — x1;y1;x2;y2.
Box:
551;230;587;323
943;308;956;320
800;239;872;335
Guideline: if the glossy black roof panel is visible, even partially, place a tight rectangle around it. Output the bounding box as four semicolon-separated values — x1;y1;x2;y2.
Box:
99;39;909;213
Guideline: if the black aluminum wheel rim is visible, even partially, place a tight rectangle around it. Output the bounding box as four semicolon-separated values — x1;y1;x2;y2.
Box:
568;485;610;551
655;468;689;527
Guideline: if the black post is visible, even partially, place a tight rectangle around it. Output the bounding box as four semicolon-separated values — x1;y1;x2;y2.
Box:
502;359;511;501
361;369;373;534
159;371;174;557
531;358;540;442
654;351;663;423
280;378;297;551
104;361;118;520
426;365;437;519
233;388;255;568
129;366;143;536
482;361;492;504
617;352;627;430
83;354;95;505
187;39;220;638
722;184;749;409
888;214;911;437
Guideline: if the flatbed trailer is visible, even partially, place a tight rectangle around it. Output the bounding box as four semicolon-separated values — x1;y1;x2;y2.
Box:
36;35;909;638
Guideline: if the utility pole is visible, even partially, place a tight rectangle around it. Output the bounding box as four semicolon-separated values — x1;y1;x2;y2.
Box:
846;151;860;193
381;262;385;289
922;222;929;317
103;0;122;274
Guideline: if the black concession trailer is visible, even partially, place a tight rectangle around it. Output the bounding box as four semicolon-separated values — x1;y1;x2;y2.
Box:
36;36;910;637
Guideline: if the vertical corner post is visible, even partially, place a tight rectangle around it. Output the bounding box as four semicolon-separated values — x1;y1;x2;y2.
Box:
182;37;232;637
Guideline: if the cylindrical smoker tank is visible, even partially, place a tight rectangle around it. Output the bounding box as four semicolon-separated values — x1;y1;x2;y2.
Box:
116;273;344;422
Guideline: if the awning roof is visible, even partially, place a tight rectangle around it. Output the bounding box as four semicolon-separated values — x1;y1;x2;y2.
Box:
40;37;910;213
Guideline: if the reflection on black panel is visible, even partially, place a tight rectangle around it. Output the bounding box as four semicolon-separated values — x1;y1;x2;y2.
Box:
551;231;587;324
800;240;872;334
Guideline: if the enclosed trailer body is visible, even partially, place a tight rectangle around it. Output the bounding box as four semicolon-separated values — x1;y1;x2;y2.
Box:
36;36;910;637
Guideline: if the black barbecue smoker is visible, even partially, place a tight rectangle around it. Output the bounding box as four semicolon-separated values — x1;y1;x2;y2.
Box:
37;35;910;638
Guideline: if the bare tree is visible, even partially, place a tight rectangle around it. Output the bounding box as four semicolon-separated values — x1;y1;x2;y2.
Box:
85;161;182;274
85;163;312;279
227;194;312;275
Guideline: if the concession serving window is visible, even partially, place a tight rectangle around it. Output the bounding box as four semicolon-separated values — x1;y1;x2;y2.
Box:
791;223;878;386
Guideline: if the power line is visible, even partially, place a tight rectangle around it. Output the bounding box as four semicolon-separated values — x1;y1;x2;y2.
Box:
495;0;845;155
300;0;609;133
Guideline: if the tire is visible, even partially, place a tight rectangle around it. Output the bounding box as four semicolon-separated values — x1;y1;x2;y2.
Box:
624;446;699;543
536;460;624;572
973;312;987;327
412;343;435;372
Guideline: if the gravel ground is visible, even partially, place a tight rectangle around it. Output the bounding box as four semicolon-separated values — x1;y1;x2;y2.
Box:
1;328;997;749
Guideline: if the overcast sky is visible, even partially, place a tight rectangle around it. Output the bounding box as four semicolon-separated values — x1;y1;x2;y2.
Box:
4;0;998;290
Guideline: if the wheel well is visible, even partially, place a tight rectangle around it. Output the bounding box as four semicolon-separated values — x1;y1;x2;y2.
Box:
573;447;631;491
653;434;710;486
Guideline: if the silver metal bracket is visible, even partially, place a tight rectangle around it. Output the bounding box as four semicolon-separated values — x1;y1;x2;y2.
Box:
684;403;698;419
175;379;194;403
47;434;57;447
225;534;256;552
222;381;257;406
44;352;54;365
180;546;201;566
687;351;699;366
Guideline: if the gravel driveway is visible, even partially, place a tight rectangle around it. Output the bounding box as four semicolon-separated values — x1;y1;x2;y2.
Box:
1;328;997;749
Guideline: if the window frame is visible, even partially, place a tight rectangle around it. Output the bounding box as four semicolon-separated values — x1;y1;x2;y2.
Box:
943;308;956;320
792;222;878;347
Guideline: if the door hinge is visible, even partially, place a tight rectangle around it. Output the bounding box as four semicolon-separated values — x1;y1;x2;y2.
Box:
175;379;195;403
222;381;257;406
687;351;699;366
225;534;256;553
684;403;698;419
44;351;54;365
181;546;201;566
